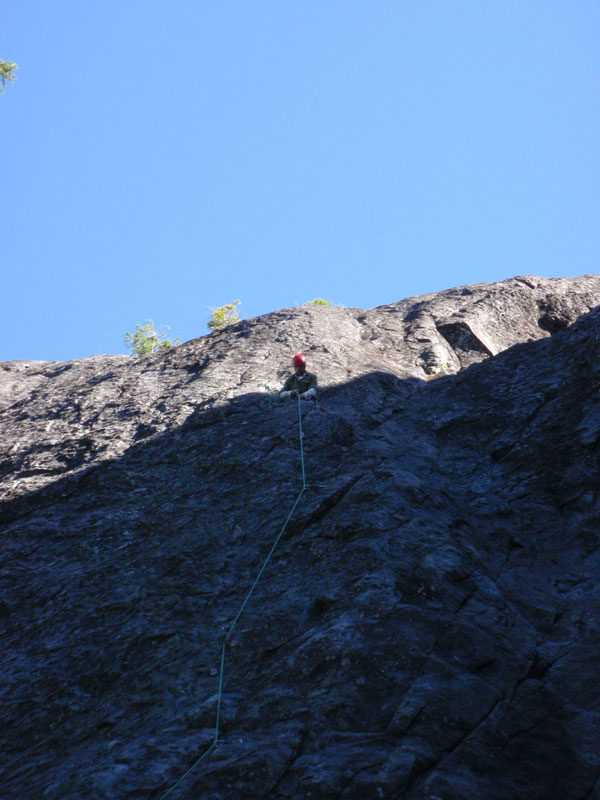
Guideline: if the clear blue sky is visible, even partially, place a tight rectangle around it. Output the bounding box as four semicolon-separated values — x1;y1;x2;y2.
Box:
3;1;599;361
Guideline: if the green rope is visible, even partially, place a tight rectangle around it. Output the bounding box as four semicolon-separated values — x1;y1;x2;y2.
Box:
159;396;307;799
298;395;306;489
158;743;217;799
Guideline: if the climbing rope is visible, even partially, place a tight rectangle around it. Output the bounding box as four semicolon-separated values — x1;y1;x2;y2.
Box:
159;395;307;799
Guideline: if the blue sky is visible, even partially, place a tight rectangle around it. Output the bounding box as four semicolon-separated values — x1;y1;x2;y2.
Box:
3;1;599;361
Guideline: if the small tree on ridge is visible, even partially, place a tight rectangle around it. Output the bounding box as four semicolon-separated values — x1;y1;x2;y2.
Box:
125;320;180;356
208;300;240;331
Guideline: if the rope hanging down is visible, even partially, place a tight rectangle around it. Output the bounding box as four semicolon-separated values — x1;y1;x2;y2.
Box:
159;396;307;799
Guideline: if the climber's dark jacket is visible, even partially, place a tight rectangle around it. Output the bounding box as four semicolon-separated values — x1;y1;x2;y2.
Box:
280;371;318;400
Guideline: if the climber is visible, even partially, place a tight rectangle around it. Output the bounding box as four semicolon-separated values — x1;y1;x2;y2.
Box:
279;353;318;403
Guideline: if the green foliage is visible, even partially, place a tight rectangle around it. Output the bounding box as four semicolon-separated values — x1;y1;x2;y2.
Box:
208;300;241;331
124;320;180;356
0;60;18;93
307;298;333;306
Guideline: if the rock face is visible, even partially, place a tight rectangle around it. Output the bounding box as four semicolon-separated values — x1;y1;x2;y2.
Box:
2;274;600;800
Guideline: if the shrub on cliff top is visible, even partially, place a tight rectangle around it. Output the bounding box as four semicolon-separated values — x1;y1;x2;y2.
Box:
125;320;180;356
208;300;241;331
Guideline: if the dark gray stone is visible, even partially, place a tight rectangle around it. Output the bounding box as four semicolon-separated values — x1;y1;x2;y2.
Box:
1;275;600;799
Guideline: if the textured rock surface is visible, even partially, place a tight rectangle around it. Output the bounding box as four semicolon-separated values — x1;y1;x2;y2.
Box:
2;275;600;799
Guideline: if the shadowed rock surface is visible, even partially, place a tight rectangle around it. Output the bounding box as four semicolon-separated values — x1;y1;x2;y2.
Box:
2;275;600;799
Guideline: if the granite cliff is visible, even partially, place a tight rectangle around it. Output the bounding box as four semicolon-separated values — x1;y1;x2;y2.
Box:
2;275;600;799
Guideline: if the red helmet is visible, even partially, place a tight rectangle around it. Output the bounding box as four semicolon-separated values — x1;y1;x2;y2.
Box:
292;353;306;367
